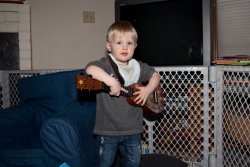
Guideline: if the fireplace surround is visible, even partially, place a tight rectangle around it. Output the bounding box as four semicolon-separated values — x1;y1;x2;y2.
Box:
0;3;31;69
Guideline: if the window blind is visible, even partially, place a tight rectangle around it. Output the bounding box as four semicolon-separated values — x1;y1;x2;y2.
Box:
217;0;250;57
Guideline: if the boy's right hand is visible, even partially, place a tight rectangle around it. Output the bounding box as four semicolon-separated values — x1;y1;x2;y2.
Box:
109;78;122;96
85;65;128;96
109;78;128;96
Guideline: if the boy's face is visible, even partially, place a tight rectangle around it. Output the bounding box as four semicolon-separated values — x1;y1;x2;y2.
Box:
106;32;137;64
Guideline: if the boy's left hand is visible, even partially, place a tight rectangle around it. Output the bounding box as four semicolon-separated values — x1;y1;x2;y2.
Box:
133;85;151;106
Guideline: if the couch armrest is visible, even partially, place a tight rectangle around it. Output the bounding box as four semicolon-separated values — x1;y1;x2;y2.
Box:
40;102;96;167
0;103;42;149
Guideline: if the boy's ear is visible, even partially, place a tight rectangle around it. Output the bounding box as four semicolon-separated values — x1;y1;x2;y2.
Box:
106;42;111;52
135;43;137;48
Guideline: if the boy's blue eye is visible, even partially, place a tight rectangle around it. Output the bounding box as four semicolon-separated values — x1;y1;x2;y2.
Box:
114;41;134;46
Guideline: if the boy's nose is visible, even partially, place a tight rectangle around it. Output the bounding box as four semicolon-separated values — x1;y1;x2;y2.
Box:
123;44;128;49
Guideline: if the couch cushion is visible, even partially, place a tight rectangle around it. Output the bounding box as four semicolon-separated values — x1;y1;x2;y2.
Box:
40;101;96;167
0;103;41;149
17;69;84;113
0;149;49;167
18;69;83;103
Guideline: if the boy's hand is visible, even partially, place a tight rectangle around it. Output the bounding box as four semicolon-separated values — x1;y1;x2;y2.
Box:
108;77;128;96
133;72;161;106
109;78;121;96
133;86;151;106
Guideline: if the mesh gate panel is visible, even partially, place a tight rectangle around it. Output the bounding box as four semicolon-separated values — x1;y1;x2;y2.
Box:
0;84;3;109
0;71;6;109
8;72;41;106
142;67;214;167
0;70;64;109
220;67;250;167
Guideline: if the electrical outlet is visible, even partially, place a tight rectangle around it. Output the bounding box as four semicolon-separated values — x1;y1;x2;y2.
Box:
83;11;95;23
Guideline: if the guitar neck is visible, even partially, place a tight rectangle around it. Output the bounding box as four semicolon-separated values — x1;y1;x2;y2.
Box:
76;74;134;97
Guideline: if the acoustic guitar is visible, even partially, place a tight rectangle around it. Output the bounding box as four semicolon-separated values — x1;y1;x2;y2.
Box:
76;74;165;114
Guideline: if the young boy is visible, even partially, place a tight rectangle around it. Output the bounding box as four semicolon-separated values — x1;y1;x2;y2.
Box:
86;21;160;167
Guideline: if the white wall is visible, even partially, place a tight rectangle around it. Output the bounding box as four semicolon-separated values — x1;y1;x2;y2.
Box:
29;0;115;69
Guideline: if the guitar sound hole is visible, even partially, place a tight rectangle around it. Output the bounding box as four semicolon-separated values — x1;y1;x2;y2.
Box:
127;87;133;97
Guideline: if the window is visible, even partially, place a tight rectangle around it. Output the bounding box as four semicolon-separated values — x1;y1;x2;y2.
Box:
215;0;250;58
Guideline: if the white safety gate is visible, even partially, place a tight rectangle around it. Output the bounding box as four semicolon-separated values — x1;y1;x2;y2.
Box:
142;67;213;167
216;66;250;167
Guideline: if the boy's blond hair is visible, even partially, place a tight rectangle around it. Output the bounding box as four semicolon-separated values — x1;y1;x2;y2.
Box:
106;21;138;43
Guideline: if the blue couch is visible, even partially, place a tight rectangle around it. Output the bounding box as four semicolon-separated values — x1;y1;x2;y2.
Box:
0;70;96;167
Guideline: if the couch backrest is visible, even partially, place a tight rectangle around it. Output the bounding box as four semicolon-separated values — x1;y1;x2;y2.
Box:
17;69;84;113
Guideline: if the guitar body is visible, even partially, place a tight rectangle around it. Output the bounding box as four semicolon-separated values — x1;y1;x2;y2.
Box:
76;74;165;114
125;84;165;114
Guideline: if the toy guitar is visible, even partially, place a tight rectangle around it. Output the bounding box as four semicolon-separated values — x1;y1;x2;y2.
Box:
76;74;165;114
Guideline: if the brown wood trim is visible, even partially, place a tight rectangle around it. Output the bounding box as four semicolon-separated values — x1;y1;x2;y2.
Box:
0;0;24;4
211;0;218;61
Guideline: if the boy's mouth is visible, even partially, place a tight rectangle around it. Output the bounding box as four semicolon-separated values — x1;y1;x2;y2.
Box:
121;52;128;56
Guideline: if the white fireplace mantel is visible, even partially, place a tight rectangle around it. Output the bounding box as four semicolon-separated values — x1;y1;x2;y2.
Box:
0;3;31;70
